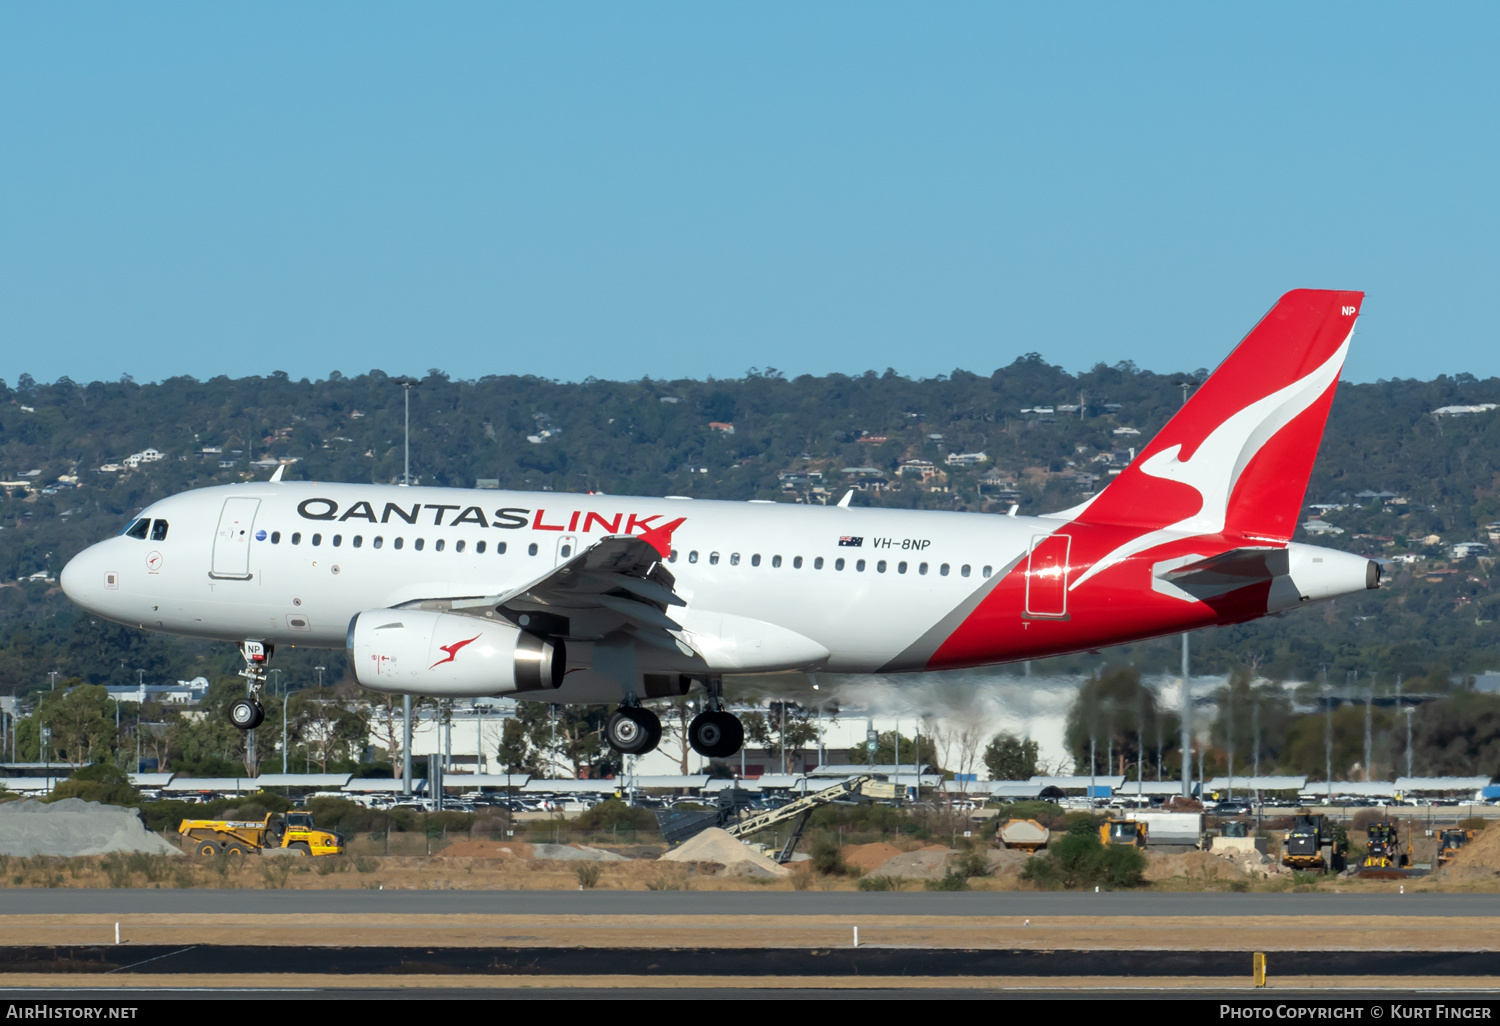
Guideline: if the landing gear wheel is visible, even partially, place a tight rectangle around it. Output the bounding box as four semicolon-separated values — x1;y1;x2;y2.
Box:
228;697;264;731
688;710;744;758
605;706;662;756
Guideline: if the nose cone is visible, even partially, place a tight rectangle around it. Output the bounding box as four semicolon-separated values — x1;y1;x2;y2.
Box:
60;547;95;609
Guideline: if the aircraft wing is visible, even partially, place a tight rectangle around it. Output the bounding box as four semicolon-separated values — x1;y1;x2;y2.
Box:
490;519;693;651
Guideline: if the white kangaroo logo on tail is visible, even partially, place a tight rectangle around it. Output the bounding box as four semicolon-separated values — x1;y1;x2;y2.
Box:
1068;331;1352;591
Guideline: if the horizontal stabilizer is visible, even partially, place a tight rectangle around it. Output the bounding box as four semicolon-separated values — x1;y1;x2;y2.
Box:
1160;547;1289;585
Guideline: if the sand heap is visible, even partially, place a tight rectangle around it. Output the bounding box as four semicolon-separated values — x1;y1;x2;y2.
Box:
660;827;789;878
438;840;534;858
1438;823;1500;883
841;842;905;873
0;799;181;857
869;845;956;880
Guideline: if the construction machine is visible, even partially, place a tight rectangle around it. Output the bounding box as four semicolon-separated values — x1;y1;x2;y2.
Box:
178;811;345;857
1099;817;1148;848
1281;814;1347;872
1360;821;1410;870
1438;828;1479;867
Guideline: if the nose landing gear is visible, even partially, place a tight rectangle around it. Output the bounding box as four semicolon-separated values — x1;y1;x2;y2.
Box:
231;640;270;732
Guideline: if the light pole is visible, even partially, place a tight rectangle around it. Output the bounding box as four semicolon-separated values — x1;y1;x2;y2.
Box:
282;689;291;776
315;666;325;690
1180;634;1191;798
49;671;58;691
1403;706;1415;778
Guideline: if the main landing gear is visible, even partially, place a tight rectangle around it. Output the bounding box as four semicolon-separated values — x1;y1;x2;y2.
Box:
688;676;743;759
601;679;745;759
229;640;269;731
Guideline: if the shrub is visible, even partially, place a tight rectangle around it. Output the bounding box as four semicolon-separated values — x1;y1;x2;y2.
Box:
992;800;1065;828
1021;831;1146;890
575;863;602;889
925;869;970;891
811;840;849;876
953;848;990;878
573;799;657;832
857;875;903;891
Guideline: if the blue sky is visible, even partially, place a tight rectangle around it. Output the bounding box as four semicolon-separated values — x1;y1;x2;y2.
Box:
2;4;1497;386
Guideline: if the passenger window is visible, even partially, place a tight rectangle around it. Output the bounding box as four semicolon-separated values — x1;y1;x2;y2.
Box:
332;535;342;547
771;555;781;568
792;556;801;569
475;541;485;554
497;541;507;554
961;564;971;577
271;531;281;544
919;562;928;575
856;559;866;572
834;557;844;570
373;536;383;549
982;565;993;578
688;551;699;564
876;560;886;573
527;543;538;556
394;538;404;550
668;549;678;563
352;536;362;548
435;539;445;552
455;540;465;553
940;563;949;576
311;534;322;546
125;519;150;540
814;557;824;570
752;554;762;567
897;561;907;574
561;544;572;558
729;553;740;566
414;538;425;551
150;520;169;541
291;533;302;545
709;552;720;565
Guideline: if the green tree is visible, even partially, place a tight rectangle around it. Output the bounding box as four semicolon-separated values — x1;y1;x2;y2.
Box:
846;729;941;772
982;733;1040;781
742;701;822;771
1064;666;1176;779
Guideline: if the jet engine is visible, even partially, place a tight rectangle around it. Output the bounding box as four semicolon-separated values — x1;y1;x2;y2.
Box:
347;609;564;696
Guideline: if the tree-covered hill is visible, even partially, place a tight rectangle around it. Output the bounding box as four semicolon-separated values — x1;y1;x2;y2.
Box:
3;358;1500;696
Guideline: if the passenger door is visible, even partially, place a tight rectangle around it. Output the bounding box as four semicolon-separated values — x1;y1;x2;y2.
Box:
1024;533;1070;618
211;497;261;580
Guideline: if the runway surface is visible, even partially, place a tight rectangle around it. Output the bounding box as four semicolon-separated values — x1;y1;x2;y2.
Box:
1;890;1495;917
0;945;1494;977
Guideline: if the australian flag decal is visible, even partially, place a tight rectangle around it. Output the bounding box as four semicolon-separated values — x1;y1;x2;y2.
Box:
838;536;863;547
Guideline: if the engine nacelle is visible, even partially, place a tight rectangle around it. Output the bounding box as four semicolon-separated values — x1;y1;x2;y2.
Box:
347;609;564;696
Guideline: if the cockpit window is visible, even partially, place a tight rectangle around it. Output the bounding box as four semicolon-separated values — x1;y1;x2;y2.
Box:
124;518;150;540
150;520;169;541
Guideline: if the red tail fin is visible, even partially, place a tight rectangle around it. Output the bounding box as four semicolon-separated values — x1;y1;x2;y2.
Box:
1070;289;1362;542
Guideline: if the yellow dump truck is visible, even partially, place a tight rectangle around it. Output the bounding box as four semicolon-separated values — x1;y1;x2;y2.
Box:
178;811;345;857
1100;818;1148;848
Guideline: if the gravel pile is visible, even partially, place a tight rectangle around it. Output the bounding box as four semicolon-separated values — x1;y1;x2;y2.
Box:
528;843;629;862
660;827;790;878
869;846;956;880
0;799;181;857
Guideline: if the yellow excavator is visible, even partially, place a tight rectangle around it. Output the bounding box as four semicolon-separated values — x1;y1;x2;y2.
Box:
178;811;345;857
1438;828;1478;867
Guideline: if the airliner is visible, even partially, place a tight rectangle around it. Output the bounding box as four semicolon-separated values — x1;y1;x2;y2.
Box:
60;289;1379;759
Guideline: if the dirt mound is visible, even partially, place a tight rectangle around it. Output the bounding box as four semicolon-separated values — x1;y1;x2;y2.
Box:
0;799;181;858
438;839;533;859
842;842;904;872
870;847;957;880
660;827;789;878
1438;823;1500;882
